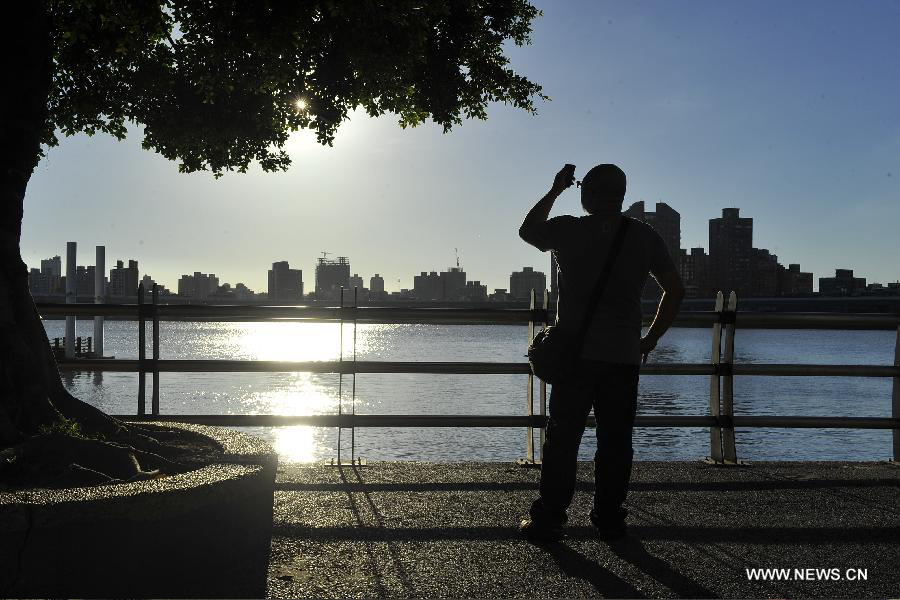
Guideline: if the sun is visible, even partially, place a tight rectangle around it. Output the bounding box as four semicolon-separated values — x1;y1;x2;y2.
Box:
295;98;307;111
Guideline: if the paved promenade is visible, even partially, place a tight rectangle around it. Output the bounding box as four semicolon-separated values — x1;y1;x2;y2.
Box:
266;461;899;599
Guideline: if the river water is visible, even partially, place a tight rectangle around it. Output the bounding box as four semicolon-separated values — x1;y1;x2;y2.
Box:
43;320;896;463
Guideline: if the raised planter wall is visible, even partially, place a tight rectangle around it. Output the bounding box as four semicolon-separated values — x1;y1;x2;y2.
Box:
0;423;277;598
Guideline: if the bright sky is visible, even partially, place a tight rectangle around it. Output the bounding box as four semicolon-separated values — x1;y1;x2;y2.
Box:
22;0;900;293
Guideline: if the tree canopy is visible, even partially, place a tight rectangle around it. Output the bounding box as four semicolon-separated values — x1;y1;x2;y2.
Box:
0;1;547;486
46;0;545;177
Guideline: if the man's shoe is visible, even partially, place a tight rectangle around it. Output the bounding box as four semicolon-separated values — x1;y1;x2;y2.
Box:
519;518;564;543
590;511;627;542
593;520;627;542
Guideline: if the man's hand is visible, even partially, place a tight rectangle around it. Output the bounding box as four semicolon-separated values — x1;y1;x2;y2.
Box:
520;164;576;247
551;164;576;194
640;335;658;364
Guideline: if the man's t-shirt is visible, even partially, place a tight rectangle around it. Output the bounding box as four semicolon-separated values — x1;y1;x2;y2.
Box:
530;214;676;364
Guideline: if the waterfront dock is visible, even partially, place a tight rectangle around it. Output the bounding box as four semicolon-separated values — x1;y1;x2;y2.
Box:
267;460;899;599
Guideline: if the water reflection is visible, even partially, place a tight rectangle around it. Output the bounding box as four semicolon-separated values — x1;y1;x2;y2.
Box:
637;389;682;414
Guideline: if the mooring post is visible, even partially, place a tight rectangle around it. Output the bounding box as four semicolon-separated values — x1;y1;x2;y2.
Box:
93;245;105;358
65;241;76;359
137;283;146;416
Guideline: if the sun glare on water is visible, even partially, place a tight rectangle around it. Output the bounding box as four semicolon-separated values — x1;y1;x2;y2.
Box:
227;322;392;462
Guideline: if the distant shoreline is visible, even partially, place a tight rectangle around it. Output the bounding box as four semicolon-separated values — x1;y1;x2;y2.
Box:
36;294;900;318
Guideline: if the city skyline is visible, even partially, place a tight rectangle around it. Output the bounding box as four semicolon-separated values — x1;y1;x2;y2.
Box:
21;1;900;294
26;200;899;297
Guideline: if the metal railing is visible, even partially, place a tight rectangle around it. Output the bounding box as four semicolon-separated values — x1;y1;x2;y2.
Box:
39;286;900;463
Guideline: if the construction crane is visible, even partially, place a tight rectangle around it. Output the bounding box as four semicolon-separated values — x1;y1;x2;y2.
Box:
320;251;330;261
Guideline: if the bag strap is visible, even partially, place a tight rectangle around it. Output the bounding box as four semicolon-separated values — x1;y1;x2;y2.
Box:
572;216;631;356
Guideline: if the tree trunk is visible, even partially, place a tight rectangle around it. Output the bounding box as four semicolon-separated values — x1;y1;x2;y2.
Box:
0;2;60;444
0;4;176;485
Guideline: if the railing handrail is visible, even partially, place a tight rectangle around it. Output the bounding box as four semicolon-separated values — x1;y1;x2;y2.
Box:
55;358;900;378
39;292;900;463
37;302;900;329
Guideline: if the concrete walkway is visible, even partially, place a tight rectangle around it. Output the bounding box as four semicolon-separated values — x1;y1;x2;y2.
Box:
266;461;899;599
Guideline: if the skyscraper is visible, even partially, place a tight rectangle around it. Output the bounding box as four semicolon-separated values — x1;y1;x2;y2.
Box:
268;261;303;302
709;208;753;297
108;259;139;297
315;256;350;300
625;201;681;297
624;201;681;260
439;267;466;300
369;274;385;294
41;256;62;278
751;248;779;297
413;271;442;300
509;266;547;301
679;247;710;298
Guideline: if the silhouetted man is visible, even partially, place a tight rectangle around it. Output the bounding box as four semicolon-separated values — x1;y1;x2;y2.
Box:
518;163;685;542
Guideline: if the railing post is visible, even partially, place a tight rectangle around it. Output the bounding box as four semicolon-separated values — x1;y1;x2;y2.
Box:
708;291;724;463
539;288;548;462
893;325;899;462
526;289;536;463
137;283;146;416
152;283;160;416
721;291;739;463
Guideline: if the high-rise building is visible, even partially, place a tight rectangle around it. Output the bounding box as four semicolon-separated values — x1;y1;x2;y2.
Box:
709;208;753;297
509;266;547;301
679;247;710;298
819;269;866;296
751;248;779;297
75;265;95;297
439;267;466;300
413;267;471;301
463;281;488;302
109;259;139;297
413;271;442;300
315;256;350;300
177;271;219;300
268;261;303;302
624;201;681;260
29;255;63;295
41;256;62;278
349;273;365;290
625;201;681;298
369;274;385;294
779;264;813;296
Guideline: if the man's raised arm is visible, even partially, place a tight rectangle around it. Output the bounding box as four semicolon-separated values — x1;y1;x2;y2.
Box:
519;165;575;248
